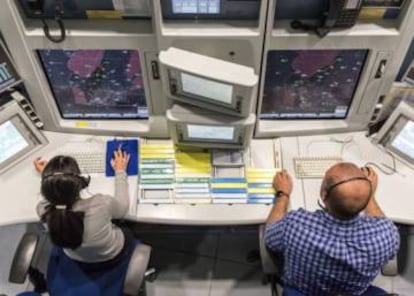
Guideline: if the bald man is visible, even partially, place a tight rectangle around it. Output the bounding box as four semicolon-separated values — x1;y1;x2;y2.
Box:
265;163;399;296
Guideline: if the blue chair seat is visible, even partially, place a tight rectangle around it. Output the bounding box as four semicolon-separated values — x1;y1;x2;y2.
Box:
47;240;140;296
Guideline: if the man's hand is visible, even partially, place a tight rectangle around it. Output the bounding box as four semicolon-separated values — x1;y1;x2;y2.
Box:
111;148;130;172
34;157;48;174
362;166;378;196
273;170;293;196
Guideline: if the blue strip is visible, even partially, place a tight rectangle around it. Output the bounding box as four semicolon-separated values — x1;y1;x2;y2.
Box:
211;188;248;194
247;199;273;204
248;194;275;199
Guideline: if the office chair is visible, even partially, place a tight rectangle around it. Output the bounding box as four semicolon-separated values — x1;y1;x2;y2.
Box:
258;225;399;296
9;232;156;296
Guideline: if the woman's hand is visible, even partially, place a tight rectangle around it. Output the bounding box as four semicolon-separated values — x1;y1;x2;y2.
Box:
111;148;130;172
34;157;48;174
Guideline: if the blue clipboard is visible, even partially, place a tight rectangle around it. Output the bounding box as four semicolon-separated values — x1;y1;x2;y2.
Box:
106;139;139;177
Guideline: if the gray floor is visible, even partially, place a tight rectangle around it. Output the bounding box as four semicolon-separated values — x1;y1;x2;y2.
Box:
1;223;414;296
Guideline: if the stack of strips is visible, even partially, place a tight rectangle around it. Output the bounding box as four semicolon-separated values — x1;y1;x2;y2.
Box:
139;143;175;203
211;178;248;204
247;169;276;204
174;151;212;203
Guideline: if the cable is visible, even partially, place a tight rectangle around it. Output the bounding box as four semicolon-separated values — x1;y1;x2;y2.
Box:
41;0;66;43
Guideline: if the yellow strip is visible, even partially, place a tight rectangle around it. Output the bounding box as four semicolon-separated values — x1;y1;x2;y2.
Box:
141;149;175;154
247;179;273;183
248;188;275;194
86;10;123;19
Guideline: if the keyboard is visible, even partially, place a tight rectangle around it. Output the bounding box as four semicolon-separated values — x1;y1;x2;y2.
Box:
57;142;106;174
294;156;343;179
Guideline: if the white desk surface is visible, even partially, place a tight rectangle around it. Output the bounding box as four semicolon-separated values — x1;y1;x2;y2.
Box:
0;132;304;226
1;131;412;226
297;132;414;225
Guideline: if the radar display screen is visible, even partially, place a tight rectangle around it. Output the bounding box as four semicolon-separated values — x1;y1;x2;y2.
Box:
261;49;368;119
38;49;148;119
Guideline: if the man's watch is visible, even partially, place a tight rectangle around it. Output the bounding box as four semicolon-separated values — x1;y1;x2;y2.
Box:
275;190;290;200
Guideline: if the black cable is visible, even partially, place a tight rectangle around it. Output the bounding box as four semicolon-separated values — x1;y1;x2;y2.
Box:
41;0;66;43
365;151;397;176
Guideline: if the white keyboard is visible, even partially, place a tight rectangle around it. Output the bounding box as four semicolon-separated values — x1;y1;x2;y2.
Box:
294;157;343;179
57;142;106;174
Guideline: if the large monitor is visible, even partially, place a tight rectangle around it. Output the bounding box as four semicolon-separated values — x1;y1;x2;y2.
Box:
159;47;258;117
0;100;48;174
37;49;148;120
167;104;255;148
0;40;21;94
256;48;380;136
261;49;368;119
374;100;414;168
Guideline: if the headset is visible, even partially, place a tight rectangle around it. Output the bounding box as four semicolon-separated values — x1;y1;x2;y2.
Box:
42;172;90;190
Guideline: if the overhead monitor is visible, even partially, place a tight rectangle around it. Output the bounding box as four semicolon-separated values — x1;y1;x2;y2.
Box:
374;100;414;168
0;100;48;174
161;0;261;20
167;104;255;148
261;49;368;120
0;40;21;94
17;0;152;19
159;47;258;117
37;49;148;120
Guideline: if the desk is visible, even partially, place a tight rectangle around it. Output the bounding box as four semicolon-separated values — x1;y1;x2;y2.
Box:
297;132;414;225
1;131;412;227
0;132;304;226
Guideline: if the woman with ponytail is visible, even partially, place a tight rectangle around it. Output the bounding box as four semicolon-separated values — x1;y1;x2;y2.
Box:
33;149;130;263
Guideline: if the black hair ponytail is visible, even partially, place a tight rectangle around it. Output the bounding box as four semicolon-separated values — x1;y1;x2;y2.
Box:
40;156;90;249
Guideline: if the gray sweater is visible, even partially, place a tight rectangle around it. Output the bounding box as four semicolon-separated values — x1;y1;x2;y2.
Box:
36;171;130;263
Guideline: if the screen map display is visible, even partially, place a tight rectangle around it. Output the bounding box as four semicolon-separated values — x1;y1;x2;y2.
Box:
0;120;28;164
391;120;414;160
261;49;368;119
38;49;148;119
172;0;220;14
187;124;234;140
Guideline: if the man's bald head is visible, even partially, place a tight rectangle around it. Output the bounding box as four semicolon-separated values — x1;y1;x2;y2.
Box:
321;162;372;220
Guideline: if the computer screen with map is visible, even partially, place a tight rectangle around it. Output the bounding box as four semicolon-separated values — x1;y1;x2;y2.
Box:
260;49;368;119
37;49;148;120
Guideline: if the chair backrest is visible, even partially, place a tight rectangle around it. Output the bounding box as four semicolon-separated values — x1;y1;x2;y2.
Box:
123;243;152;296
258;224;282;276
9;233;38;284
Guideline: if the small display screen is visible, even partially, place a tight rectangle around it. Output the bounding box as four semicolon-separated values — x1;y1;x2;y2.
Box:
37;49;148;119
261;49;368;119
406;67;414;80
346;0;361;9
172;0;220;14
181;72;233;104
187;124;234;140
0;120;29;163
0;43;19;93
391;120;414;160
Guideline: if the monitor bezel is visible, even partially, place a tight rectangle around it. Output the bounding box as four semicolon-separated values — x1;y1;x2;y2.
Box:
0;39;23;94
375;100;414;167
259;49;369;121
0;100;48;174
36;49;150;121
